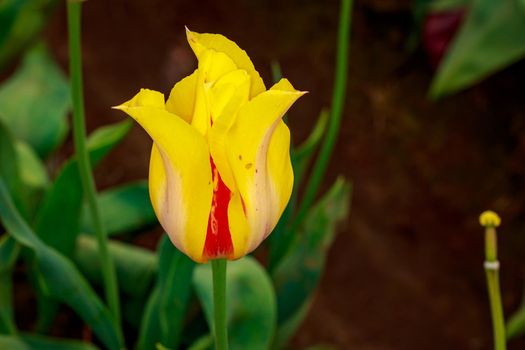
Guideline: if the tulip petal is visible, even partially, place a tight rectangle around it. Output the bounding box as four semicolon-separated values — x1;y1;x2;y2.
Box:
114;89;213;262
186;28;266;97
226;79;305;256
208;69;251;192
165;70;197;123
191;49;238;135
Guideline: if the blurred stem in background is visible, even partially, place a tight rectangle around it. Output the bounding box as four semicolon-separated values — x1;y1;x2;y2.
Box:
480;211;506;350
211;259;228;350
268;0;353;272
292;0;352;230
67;0;121;330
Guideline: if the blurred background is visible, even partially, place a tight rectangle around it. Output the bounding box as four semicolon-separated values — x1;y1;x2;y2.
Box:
3;0;525;349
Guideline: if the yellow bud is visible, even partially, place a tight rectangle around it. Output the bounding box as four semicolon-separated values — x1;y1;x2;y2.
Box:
479;210;501;228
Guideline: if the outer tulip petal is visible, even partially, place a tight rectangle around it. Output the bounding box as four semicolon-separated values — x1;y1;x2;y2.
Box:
226;79;305;256
186;28;266;97
114;89;213;262
165;70;198;123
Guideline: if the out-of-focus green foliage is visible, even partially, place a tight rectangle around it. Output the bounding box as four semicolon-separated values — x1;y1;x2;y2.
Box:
194;256;277;350
33;120;131;332
0;121;26;218
273;178;351;348
0;0;353;349
0;235;18;335
0;179;123;350
429;0;525;98
0;0;58;69
35;121;131;256
0;45;70;157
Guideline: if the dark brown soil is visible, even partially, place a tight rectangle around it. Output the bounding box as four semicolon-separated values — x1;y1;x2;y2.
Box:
31;0;525;349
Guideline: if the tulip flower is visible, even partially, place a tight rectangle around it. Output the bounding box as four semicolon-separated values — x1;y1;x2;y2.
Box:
115;29;305;263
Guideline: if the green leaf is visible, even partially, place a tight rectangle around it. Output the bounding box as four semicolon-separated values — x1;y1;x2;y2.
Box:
30;120;130;330
272;178;351;348
34;120;132;256
0;120;26;218
0;44;69;157
193;256;276;350
430;0;525;98
507;287;525;338
0;334;99;350
74;234;157;298
80;181;156;236
269;109;329;271
0;179;123;350
0;235;19;334
137;236;195;350
0;122;24;335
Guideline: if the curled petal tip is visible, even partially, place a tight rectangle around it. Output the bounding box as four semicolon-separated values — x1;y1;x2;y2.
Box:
185;26;197;43
111;104;126;110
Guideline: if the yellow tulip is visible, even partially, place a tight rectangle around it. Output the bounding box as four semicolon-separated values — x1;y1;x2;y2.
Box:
114;28;305;263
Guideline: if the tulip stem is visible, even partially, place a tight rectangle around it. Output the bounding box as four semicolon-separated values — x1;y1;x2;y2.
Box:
67;0;121;330
484;226;506;350
211;259;228;350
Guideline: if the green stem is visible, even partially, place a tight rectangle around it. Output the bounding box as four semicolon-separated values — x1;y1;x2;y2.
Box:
66;0;121;329
211;259;228;350
292;0;352;231
484;227;506;350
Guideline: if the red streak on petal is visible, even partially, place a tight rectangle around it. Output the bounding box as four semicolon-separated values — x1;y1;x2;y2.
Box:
203;157;234;259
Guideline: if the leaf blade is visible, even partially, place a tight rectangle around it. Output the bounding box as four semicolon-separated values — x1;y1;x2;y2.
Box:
0;179;123;350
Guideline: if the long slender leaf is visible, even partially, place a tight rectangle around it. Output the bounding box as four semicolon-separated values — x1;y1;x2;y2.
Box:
507;286;525;339
193;256;276;350
136;236;195;350
0;235;19;334
31;120;131;331
0;120;26;218
0;179;123;350
0;121;24;335
272;178;351;348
